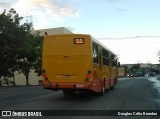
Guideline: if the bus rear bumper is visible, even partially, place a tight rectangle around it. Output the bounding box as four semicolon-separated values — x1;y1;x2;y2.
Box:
41;81;99;92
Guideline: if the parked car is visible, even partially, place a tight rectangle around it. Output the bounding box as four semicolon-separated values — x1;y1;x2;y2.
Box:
126;73;134;78
135;72;143;77
145;72;155;77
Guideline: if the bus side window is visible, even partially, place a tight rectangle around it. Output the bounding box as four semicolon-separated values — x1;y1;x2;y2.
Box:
93;43;98;64
111;54;115;66
106;51;109;65
102;49;109;65
111;54;117;66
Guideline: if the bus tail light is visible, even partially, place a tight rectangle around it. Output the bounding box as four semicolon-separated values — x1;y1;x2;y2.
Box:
85;70;91;82
86;74;91;79
42;70;48;80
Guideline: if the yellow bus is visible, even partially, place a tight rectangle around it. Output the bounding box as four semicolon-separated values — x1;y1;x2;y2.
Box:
41;34;119;96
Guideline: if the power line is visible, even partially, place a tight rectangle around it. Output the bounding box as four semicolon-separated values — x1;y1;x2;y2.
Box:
97;35;160;40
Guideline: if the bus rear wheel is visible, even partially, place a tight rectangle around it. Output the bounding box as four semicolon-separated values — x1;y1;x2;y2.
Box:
110;85;114;90
99;82;105;96
111;78;116;90
63;89;75;96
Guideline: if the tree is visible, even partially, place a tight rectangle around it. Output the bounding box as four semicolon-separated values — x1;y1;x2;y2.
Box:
157;51;160;74
158;51;160;63
0;9;24;85
0;8;43;86
0;10;9;85
130;64;140;71
33;35;43;76
18;24;43;85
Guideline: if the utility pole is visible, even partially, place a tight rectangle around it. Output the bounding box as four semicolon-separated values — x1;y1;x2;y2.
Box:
147;61;150;73
157;51;160;74
137;60;141;69
25;15;33;30
159;57;160;74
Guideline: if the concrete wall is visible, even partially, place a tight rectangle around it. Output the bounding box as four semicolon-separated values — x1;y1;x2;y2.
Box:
118;67;125;77
14;70;41;85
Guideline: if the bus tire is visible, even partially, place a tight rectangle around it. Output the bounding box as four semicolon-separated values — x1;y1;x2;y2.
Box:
111;78;116;90
110;85;114;90
63;89;75;96
99;81;105;96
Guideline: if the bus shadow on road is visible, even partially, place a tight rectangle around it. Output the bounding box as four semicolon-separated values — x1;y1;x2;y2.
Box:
50;90;109;103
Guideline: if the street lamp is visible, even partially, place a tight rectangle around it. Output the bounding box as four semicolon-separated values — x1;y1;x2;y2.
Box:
147;61;150;73
137;60;141;69
138;60;141;64
159;57;160;74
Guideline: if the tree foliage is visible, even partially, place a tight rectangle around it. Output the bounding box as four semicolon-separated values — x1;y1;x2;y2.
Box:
158;51;160;64
18;26;43;85
0;8;23;85
130;64;140;71
0;8;42;86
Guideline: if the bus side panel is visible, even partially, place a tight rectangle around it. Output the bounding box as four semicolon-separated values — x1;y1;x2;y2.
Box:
90;64;103;92
102;65;111;89
111;67;117;87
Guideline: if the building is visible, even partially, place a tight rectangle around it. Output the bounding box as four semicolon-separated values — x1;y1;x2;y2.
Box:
118;67;125;77
121;63;160;77
31;27;73;36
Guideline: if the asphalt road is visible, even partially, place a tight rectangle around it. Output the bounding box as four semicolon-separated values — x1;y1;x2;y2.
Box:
0;77;160;119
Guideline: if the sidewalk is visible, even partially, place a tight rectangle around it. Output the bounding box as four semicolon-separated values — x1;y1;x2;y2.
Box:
147;76;160;96
156;75;160;80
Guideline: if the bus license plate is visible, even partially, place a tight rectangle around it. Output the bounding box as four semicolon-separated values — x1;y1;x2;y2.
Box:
76;84;84;88
63;75;70;78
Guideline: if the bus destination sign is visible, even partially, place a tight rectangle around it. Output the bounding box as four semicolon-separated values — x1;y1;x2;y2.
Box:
74;38;85;44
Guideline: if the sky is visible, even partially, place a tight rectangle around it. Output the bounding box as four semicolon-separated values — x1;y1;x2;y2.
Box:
0;0;160;64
